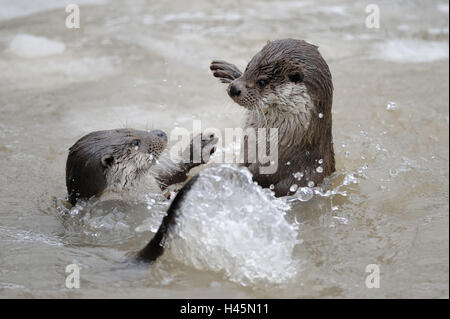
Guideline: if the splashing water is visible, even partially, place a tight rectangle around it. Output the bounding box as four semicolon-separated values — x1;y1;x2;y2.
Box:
295;187;314;202
386;101;399;111
166;165;299;286
58;193;168;246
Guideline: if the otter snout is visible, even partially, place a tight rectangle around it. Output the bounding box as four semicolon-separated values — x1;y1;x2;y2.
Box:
227;79;246;99
227;79;255;109
229;84;241;98
148;129;168;156
150;129;168;141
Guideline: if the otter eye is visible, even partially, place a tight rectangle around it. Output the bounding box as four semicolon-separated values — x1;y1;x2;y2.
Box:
288;72;303;83
101;154;114;168
257;79;267;89
131;139;141;148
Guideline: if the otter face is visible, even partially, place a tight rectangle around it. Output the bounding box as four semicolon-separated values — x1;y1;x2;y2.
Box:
66;128;168;205
102;129;168;185
227;39;332;120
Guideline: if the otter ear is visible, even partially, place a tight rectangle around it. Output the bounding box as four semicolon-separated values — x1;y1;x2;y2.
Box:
288;70;304;83
101;154;114;168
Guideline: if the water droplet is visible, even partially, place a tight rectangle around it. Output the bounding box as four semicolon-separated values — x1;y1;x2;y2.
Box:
386;101;398;111
333;216;348;224
389;169;398;177
286;161;291;166
343;173;357;185
318;113;324;118
293;172;303;180
269;184;274;190
297;187;314;201
307;181;315;188
318;159;323;164
316;166;323;173
289;184;298;192
341;143;347;148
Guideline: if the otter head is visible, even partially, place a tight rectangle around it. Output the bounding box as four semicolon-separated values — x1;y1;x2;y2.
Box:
66;128;168;205
228;39;332;119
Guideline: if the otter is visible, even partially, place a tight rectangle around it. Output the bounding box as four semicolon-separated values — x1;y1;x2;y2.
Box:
66;128;217;206
138;38;335;263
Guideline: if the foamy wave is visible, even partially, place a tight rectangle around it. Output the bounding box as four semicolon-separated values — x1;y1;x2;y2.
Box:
437;3;449;14
166;165;299;286
7;34;65;58
64;56;121;79
0;226;63;246
374;39;448;63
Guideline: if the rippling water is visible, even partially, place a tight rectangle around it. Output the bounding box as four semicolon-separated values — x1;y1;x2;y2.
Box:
0;0;448;298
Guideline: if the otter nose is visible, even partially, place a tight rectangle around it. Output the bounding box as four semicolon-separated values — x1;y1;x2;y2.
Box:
152;129;167;140
229;85;241;98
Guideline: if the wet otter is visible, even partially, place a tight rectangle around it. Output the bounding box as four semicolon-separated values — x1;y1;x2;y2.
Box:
66;128;217;205
211;39;335;195
138;38;335;262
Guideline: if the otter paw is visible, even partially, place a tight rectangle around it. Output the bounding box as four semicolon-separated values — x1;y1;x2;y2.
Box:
210;60;242;83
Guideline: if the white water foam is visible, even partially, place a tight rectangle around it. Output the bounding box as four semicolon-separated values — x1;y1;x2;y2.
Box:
437;3;449;14
7;34;65;58
166;165;299;286
0;226;63;247
374;39;448;63
59;193;168;246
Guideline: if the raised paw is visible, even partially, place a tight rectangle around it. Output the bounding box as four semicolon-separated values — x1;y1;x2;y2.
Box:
210;60;243;84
